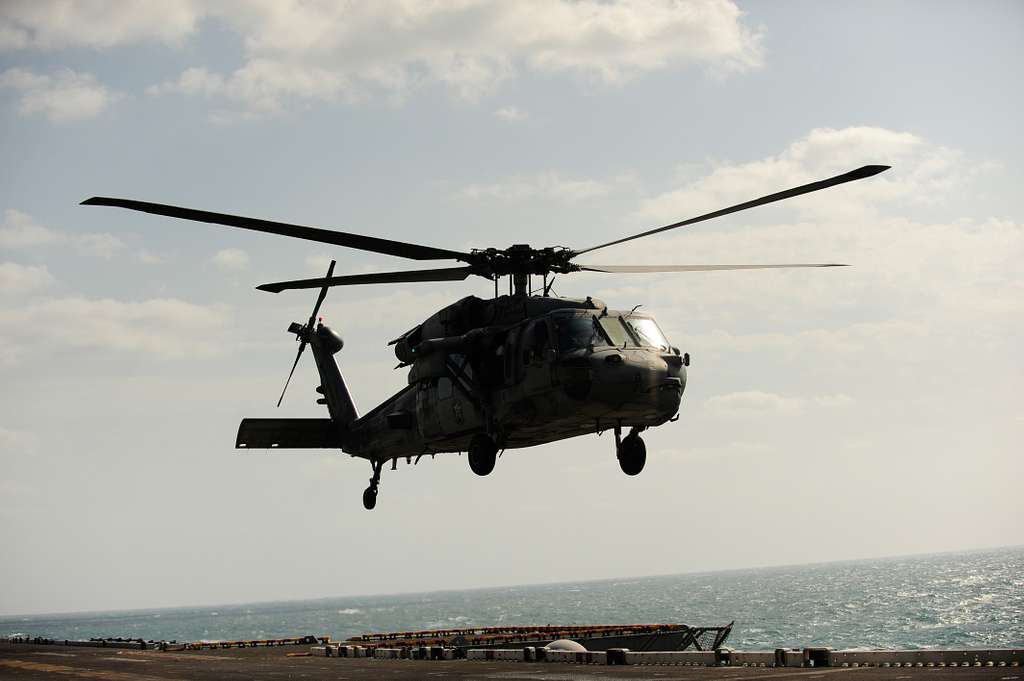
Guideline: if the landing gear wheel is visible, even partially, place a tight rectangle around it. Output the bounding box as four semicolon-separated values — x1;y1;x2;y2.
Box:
363;460;383;510
362;486;377;510
617;433;646;476
468;433;498;476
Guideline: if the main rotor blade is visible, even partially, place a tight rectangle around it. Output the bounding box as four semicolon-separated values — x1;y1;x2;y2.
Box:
574;165;889;256
257;266;475;293
277;341;306;408
308;260;336;327
578;263;847;273
81;197;471;262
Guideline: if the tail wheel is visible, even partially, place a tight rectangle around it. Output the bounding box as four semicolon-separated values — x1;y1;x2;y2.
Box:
617;434;646;476
468;433;498;476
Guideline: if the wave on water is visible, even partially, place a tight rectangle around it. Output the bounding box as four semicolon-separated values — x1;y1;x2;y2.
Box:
3;546;1022;649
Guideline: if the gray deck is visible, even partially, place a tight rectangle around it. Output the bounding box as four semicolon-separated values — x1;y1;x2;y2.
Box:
2;642;1017;680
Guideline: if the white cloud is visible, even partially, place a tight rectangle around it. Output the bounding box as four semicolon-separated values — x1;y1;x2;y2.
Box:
0;296;230;366
150;62;347;117
0;426;38;456
323;289;461;330
590;212;1023;333
0;208;60;248
703;391;853;417
637;127;968;225
460;171;635;202
75;232;125;258
212;248;250;270
146;66;223;98
306;255;334;275
574;127;1021;443
813;394;854;409
0;209;125;257
139;0;761;114
704;390;802;415
0;262;53;295
584;127;1021;324
137;250;165;265
0;1;201;50
0;67;118;122
494;106;527;122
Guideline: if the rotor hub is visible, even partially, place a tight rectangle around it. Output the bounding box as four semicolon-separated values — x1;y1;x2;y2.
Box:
468;244;577;279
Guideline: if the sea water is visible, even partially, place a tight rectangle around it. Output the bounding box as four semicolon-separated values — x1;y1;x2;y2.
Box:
4;546;1021;649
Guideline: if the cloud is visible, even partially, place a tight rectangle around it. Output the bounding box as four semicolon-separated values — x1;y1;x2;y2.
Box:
0;296;230;367
212;248;250;271
584;127;1021;325
574;127;1021;436
705;390;803;414
0;209;125;258
75;232;125;258
149;62;348;118
0;262;54;296
590;213;1023;333
306;255;334;275
494;106;526;122
460;171;635;202
138;0;761;114
0;426;38;456
637;126;965;224
0;67;118;122
321;289;460;330
137;250;165;265
703;391;853;417
148;66;225;98
0;209;60;248
0;1;201;50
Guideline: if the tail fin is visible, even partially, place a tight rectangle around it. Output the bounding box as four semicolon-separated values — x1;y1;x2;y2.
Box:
309;323;359;428
265;259;359;430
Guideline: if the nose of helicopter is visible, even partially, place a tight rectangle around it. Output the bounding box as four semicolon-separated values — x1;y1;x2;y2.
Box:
563;349;684;421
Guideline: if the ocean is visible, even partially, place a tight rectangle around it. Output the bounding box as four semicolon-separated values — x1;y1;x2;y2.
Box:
4;546;1021;650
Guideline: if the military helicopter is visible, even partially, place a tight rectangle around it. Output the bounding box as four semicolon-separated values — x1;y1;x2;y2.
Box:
83;164;888;510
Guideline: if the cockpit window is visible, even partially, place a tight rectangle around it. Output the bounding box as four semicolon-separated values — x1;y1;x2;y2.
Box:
599;316;633;348
624;317;670;351
556;316;608;353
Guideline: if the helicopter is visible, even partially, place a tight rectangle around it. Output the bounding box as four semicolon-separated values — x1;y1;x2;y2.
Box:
83;164;888;510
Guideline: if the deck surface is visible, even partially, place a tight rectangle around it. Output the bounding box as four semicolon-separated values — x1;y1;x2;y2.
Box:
1;643;1015;680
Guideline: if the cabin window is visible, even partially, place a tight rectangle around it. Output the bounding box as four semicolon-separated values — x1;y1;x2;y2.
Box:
437;377;453;399
556;316;608;353
624;317;670;351
599;317;633;348
504;327;520;380
448;353;473;381
521;321;550;364
533;320;548;350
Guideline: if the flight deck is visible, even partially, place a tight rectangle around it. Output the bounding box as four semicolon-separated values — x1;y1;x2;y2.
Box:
3;639;1019;680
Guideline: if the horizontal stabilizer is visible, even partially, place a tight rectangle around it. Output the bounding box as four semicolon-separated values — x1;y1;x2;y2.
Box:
236;418;343;449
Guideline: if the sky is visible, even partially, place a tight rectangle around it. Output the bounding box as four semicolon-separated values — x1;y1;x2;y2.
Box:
1;1;1021;617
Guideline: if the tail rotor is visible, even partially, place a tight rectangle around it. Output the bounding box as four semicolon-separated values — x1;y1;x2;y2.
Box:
276;260;336;407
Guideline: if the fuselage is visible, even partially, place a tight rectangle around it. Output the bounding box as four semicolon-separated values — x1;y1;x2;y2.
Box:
340;296;685;461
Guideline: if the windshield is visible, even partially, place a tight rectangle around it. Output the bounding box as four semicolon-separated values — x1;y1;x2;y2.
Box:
556;316;608;353
625;317;670;351
599;316;633;348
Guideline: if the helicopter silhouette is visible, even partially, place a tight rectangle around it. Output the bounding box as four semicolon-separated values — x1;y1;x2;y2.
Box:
83;164;888;510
